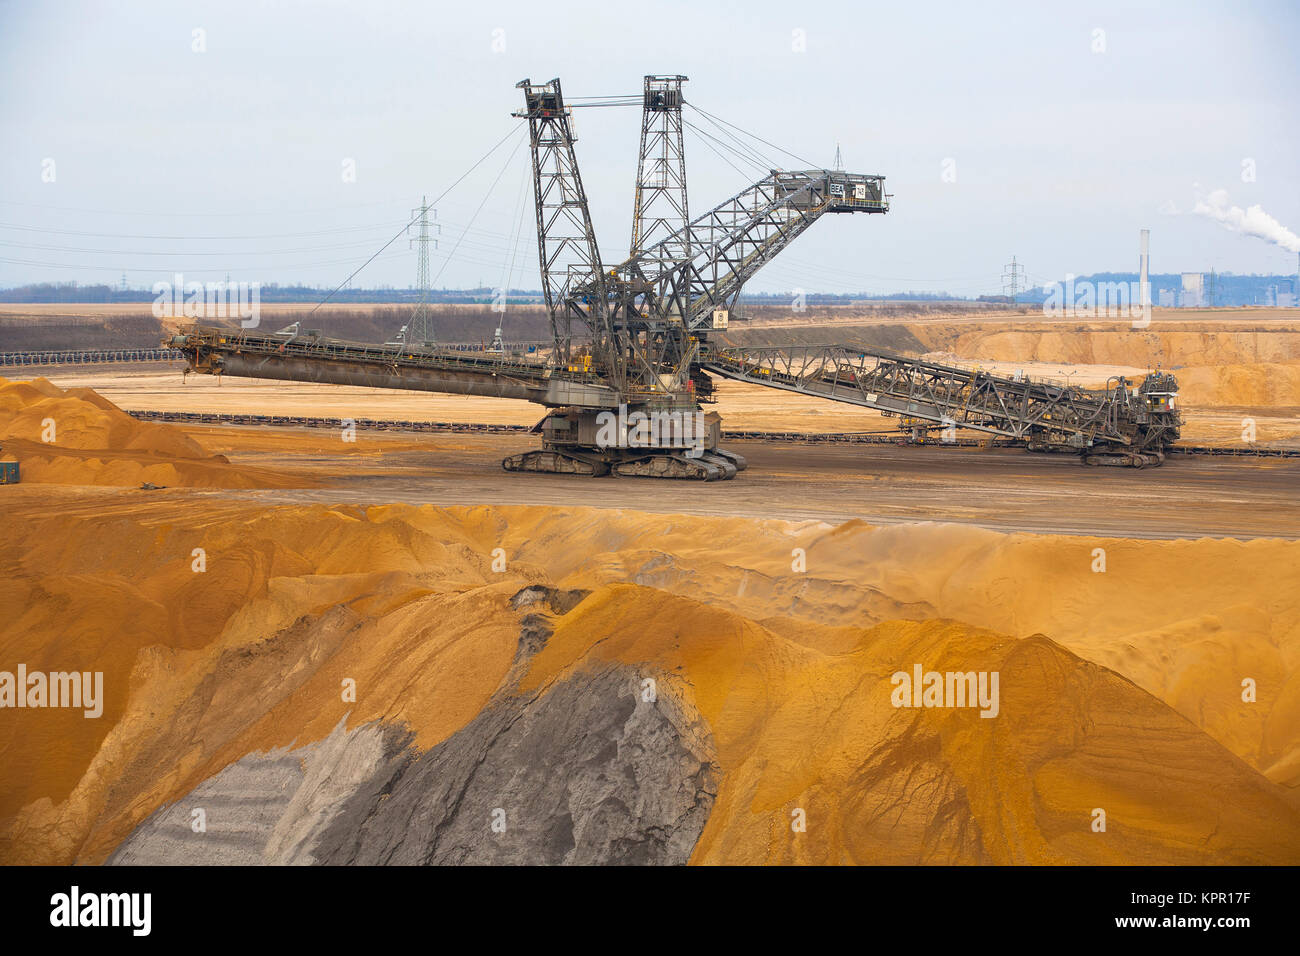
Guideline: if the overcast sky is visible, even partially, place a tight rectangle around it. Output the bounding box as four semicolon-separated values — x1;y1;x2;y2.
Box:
2;0;1298;296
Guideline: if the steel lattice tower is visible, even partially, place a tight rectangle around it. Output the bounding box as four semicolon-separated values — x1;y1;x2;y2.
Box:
1002;256;1025;301
408;196;437;345
516;77;610;370
631;75;689;264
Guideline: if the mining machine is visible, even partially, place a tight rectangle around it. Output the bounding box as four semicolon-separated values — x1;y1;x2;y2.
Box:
168;75;1178;477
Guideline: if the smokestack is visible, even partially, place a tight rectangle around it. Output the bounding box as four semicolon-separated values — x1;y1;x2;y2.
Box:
1139;228;1150;310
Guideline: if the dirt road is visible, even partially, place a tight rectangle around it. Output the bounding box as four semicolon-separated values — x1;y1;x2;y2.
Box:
124;424;1300;540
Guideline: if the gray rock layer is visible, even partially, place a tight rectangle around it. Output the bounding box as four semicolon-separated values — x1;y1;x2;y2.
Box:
108;716;410;865
316;666;717;865
111;666;718;865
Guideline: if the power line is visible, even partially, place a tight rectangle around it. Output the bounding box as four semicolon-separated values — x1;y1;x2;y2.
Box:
0;197;411;218
0;220;410;241
306;124;526;316
0;252;407;275
429;132;526;289
0;237;420;257
685;102;816;169
0;234;532;278
0;221;532;261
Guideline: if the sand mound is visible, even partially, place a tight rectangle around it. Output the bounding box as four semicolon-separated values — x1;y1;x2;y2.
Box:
508;513;1300;783
1175;362;1300;407
0;376;308;488
0;503;527;863
523;587;1300;864
2;503;1297;865
909;325;1300;369
902;325;1300;409
0;376;207;458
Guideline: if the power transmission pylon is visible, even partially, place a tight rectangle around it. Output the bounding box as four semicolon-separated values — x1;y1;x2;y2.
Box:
833;143;844;171
408;196;438;346
1002;256;1025;302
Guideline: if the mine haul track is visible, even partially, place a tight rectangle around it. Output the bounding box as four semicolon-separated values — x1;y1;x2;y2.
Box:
127;408;1299;461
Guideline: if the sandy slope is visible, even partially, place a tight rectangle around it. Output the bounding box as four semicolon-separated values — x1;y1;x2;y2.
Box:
4;327;1299;865
2;501;1297;865
0;376;312;488
525;590;1298;864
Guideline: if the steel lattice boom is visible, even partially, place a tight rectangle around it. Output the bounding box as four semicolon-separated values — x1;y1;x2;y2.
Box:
615;169;887;337
702;344;1180;463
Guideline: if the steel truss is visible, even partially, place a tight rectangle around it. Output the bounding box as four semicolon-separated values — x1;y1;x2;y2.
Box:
702;345;1180;451
630;75;690;263
515;78;613;375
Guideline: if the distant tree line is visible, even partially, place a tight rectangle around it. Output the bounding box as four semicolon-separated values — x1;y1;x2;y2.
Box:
1010;272;1299;307
3;273;1297;306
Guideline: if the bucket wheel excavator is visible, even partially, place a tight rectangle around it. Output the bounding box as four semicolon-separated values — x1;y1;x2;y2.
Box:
168;74;1179;477
500;75;889;479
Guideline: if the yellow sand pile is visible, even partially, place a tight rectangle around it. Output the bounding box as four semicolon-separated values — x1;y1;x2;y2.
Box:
0;376;308;488
0;502;526;863
513;513;1300;784
524;586;1300;864
1175;362;1300;407
902;326;1300;410
911;326;1300;368
1;502;1297;865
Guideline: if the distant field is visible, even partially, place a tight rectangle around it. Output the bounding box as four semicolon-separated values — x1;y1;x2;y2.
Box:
0;302;552;350
3;300;1297;353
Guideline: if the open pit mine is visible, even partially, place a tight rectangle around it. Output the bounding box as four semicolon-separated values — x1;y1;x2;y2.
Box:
2;75;1299;869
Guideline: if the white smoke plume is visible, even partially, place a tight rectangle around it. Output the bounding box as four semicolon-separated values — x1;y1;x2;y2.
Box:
1193;188;1300;253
